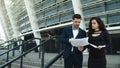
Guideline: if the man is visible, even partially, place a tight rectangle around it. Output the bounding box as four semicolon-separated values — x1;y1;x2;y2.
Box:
60;14;86;68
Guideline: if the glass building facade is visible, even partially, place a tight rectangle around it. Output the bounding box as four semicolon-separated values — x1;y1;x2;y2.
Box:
0;0;120;54
34;0;74;28
82;0;120;28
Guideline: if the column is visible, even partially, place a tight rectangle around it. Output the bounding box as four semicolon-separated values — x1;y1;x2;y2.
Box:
72;0;86;30
72;0;88;54
4;0;20;38
0;0;12;40
0;18;8;40
24;0;41;45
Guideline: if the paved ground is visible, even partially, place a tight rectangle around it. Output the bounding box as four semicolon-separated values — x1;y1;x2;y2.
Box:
0;50;20;61
83;54;120;68
23;52;120;68
0;50;120;68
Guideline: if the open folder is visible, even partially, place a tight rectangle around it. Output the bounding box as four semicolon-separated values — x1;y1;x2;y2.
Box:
70;37;106;48
70;37;89;47
89;43;106;48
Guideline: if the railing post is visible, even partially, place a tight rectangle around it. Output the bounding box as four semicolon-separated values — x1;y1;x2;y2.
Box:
20;56;23;68
8;63;11;68
59;42;62;61
6;52;9;62
12;48;15;57
6;41;10;62
12;42;15;57
39;46;41;59
41;44;44;68
20;44;23;68
8;44;9;50
39;39;42;59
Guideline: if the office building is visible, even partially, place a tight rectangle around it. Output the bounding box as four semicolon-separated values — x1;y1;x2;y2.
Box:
0;0;120;54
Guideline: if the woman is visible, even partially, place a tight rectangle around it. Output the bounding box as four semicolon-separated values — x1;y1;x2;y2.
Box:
87;17;111;68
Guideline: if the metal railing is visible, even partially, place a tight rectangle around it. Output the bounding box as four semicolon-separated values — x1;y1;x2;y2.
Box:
0;37;63;68
0;38;42;68
43;50;63;68
0;43;13;50
0;39;23;61
0;38;19;46
0;38;24;51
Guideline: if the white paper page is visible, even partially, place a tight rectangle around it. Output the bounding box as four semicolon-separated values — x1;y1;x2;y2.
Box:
89;43;98;48
70;37;89;47
98;45;106;48
89;43;106;48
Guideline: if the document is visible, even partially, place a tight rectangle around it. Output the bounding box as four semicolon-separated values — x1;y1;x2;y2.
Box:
70;37;89;47
89;43;106;48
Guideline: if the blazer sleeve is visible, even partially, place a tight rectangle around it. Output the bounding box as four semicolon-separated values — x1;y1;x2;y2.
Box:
60;28;70;43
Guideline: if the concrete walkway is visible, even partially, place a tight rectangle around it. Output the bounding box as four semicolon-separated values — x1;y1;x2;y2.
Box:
22;52;120;68
0;51;120;68
83;54;120;68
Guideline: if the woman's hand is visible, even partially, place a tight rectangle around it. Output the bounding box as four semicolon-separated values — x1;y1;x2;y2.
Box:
77;46;84;52
97;46;102;50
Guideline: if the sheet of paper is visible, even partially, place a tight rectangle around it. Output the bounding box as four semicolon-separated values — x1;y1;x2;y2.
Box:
89;43;106;48
89;43;98;48
70;37;89;47
98;45;106;48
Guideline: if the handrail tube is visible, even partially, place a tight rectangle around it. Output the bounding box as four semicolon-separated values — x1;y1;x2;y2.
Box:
0;40;23;56
0;38;40;56
0;40;13;46
0;37;21;46
0;42;22;56
0;39;22;48
0;42;16;50
0;38;49;68
0;38;41;65
0;43;13;50
43;50;64;68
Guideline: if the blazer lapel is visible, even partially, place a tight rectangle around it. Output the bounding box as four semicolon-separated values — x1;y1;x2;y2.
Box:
76;28;81;39
69;26;73;38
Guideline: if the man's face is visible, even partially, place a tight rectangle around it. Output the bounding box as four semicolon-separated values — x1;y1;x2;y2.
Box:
72;18;81;29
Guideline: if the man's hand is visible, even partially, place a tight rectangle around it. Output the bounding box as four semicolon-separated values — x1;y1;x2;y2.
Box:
77;46;84;52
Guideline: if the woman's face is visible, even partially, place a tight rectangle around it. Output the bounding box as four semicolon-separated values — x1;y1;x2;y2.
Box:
91;19;99;30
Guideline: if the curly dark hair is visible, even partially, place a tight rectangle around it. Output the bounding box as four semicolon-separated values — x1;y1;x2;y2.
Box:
88;17;107;36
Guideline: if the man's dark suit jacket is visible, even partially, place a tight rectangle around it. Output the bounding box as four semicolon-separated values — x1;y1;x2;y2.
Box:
60;26;86;59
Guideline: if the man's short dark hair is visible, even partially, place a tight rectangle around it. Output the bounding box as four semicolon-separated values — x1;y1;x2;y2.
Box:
72;14;81;20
